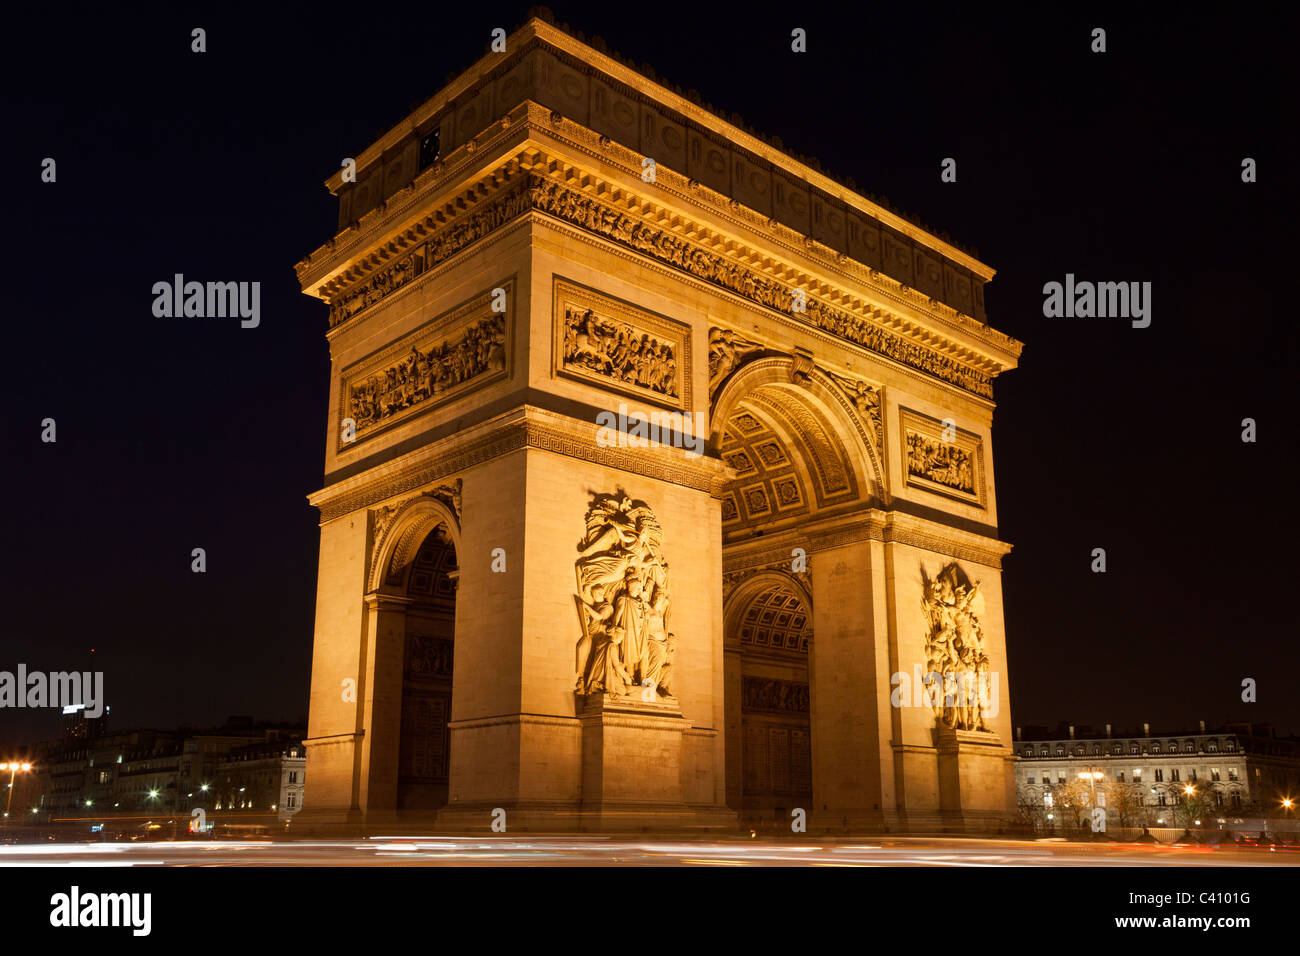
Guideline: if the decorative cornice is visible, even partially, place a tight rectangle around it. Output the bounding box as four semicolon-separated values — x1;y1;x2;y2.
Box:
299;100;1020;375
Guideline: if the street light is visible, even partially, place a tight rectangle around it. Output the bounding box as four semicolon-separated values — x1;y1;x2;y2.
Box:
4;761;33;819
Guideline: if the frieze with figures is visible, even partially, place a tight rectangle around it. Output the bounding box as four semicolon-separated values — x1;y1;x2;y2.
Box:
340;282;512;448
741;677;810;714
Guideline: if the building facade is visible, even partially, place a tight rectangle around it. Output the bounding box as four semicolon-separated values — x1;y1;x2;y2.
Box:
1015;723;1300;833
294;16;1023;833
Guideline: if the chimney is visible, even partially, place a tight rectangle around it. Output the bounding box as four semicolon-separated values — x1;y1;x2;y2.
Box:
1068;724;1075;739
1142;722;1150;737
1105;723;1112;738
1014;726;1022;741
1199;719;1206;734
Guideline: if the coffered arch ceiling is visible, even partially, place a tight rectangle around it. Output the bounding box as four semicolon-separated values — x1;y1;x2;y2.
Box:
720;384;864;538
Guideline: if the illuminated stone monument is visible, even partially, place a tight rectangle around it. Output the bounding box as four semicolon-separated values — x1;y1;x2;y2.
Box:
293;16;1023;832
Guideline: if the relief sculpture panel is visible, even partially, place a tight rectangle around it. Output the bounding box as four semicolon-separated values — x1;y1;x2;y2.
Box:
553;278;691;411
338;280;513;448
899;408;985;507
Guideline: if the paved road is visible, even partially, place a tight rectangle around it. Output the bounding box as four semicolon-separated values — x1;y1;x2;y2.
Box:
0;836;1295;866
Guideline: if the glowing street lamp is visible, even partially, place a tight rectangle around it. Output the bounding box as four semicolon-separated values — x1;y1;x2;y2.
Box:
4;761;33;819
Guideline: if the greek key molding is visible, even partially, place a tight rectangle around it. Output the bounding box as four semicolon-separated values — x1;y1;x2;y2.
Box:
311;411;728;523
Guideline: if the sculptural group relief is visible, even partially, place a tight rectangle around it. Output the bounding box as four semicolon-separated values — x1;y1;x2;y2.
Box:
340;285;512;447
553;279;690;410
899;409;984;506
920;562;992;732
573;492;675;699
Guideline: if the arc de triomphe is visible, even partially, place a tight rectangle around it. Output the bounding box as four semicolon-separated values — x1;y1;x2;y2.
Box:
293;17;1022;833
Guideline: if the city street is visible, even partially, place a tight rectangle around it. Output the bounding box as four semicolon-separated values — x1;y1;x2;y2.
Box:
0;835;1296;866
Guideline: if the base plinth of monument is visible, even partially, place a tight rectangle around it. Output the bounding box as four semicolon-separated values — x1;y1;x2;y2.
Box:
576;691;692;828
933;725;1015;831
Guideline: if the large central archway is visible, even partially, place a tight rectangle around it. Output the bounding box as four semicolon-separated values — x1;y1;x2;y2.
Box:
714;355;885;830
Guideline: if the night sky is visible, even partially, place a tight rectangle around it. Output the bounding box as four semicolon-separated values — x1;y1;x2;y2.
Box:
3;5;1296;746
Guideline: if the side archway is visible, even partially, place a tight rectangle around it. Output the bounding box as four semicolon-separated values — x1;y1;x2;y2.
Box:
368;493;462;596
362;489;462;814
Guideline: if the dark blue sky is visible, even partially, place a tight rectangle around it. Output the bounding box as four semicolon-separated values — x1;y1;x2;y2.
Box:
2;4;1296;745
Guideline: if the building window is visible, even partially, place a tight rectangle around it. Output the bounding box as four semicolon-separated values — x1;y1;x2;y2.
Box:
1231;794;1241;808
1055;745;1064;756
287;793;297;809
1211;769;1221;782
418;129;441;171
1184;742;1194;753
1118;772;1125;782
289;771;298;784
1027;773;1035;785
1228;768;1238;782
1130;744;1139;755
1040;746;1048;756
1158;795;1167;806
1151;743;1161;754
1112;744;1122;755
1208;741;1218;753
1171;769;1180;781
1155;769;1164;782
1057;771;1066;784
1225;740;1236;752
1190;770;1197;782
1041;773;1050;785
1091;745;1100;755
